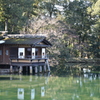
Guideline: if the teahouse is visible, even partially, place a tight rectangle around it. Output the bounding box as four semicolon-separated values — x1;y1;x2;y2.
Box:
0;34;52;74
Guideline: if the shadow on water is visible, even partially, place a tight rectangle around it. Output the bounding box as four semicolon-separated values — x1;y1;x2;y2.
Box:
0;76;21;81
51;63;100;77
0;77;11;80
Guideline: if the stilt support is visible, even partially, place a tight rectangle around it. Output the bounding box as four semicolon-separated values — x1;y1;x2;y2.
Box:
10;65;13;73
35;66;38;73
39;66;42;72
47;65;50;72
46;60;50;72
30;66;33;74
19;66;22;74
44;65;46;72
26;66;28;74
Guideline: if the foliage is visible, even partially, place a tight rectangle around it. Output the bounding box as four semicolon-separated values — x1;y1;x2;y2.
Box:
0;0;41;32
0;0;100;62
87;0;100;58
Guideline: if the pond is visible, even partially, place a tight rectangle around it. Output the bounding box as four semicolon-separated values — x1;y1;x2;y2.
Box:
0;64;100;100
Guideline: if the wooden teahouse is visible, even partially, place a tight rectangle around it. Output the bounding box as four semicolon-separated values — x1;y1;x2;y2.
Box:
0;34;52;74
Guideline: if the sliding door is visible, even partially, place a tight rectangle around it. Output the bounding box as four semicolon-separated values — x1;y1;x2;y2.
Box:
32;48;35;59
42;48;45;58
18;48;25;58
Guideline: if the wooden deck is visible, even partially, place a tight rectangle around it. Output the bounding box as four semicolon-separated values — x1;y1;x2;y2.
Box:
10;57;48;66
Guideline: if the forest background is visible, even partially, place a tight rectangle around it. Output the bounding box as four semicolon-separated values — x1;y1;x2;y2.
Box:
0;0;100;67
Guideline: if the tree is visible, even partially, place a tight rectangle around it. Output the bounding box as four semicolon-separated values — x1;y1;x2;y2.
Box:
39;0;60;18
87;0;100;58
0;0;39;33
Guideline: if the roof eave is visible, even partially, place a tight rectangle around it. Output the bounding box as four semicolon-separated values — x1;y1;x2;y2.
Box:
32;44;51;47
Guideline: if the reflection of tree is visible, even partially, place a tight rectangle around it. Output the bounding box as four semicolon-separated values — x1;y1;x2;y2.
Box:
46;73;100;100
0;72;100;100
51;63;100;77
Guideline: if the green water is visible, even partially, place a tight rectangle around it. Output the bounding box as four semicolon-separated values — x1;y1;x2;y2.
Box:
0;65;100;100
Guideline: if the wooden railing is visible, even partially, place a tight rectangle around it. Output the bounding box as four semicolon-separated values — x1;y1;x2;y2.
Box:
10;55;48;60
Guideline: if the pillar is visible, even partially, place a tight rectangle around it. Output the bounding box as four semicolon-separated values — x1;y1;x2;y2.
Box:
10;65;13;73
46;60;50;72
35;66;38;73
26;66;28;74
39;66;42;73
30;66;33;74
47;65;50;72
19;66;22;74
44;65;46;72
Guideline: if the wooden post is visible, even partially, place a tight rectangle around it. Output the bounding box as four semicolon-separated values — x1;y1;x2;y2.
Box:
44;64;47;72
39;66;42;73
46;60;50;72
26;66;28;74
30;66;32;74
35;66;38;73
19;66;22;74
10;65;13;73
48;66;50;72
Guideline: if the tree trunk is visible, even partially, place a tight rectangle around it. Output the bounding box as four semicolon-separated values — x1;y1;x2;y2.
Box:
5;21;8;31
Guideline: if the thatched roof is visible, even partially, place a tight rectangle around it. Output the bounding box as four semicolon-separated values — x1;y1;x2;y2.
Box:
3;34;47;38
1;34;52;47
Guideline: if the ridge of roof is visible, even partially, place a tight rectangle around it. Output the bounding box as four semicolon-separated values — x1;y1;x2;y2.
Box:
3;34;46;39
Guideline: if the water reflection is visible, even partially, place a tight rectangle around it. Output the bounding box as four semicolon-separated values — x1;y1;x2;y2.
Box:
17;86;46;100
41;87;45;97
31;89;35;100
0;73;50;100
18;88;24;100
0;64;100;100
17;88;36;100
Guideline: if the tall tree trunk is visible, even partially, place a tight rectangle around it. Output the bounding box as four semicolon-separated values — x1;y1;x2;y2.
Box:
5;20;8;31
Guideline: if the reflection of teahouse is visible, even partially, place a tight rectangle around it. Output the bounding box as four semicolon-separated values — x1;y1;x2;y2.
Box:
17;88;24;100
31;89;35;100
41;86;45;97
0;34;52;74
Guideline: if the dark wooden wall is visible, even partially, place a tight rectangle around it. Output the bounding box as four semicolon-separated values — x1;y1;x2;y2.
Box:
0;44;45;65
2;45;10;64
0;46;3;63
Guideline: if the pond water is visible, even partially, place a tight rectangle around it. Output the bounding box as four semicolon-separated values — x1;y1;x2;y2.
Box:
0;64;100;100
